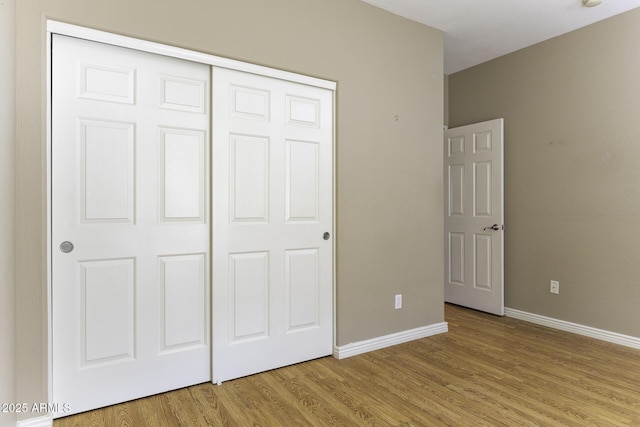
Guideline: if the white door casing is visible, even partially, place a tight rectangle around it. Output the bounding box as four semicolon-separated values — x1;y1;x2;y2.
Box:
212;67;334;383
52;35;211;416
444;119;504;315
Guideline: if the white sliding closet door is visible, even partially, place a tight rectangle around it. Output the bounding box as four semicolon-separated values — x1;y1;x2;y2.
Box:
51;28;335;416
52;35;211;417
212;67;334;383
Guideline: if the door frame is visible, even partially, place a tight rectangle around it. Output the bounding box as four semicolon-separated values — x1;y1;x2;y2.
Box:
45;19;337;411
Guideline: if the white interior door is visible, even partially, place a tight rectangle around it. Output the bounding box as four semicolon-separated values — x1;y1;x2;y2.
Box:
52;35;210;417
444;119;504;315
212;67;334;383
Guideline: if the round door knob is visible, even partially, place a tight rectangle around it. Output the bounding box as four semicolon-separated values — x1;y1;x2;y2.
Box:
323;232;330;240
59;241;74;253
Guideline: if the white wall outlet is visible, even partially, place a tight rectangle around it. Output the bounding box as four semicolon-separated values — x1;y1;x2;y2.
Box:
395;294;402;309
550;280;560;294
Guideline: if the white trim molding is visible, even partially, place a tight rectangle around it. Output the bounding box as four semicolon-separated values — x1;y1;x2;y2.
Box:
334;322;448;359
16;414;53;427
505;308;640;350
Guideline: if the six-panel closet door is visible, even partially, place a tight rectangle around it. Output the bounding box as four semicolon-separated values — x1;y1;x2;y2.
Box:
211;67;334;383
51;35;211;417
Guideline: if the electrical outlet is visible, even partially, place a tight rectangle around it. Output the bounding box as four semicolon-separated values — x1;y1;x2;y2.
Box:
550;280;560;294
395;294;402;309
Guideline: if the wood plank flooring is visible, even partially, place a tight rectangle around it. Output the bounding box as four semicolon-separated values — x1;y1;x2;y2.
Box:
54;304;640;426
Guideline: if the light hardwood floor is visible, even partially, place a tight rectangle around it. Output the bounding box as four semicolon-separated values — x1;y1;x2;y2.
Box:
55;304;640;426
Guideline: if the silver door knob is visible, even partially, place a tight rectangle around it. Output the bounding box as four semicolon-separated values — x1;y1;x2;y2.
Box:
483;224;501;231
323;232;330;240
60;241;74;253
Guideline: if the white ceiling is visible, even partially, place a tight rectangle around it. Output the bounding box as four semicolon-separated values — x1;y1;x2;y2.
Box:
360;0;640;74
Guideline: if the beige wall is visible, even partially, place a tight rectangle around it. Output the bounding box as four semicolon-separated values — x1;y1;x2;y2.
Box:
449;9;640;337
15;0;444;417
1;1;16;426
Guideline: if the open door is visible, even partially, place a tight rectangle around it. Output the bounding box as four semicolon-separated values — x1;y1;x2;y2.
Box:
444;119;504;315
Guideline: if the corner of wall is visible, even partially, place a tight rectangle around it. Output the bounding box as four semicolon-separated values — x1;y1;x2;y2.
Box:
0;1;17;427
443;74;449;127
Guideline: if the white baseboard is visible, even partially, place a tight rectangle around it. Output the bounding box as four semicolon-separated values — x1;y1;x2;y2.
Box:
505;307;640;350
16;414;52;427
333;322;448;359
